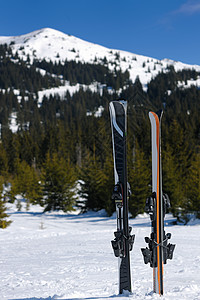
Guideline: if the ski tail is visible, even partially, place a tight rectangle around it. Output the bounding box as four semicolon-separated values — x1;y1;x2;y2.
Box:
109;100;134;294
141;110;175;295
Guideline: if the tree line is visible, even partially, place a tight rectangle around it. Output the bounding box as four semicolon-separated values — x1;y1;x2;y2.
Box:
0;44;200;227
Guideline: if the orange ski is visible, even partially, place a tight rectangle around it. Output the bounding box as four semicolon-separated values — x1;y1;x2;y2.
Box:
141;110;175;295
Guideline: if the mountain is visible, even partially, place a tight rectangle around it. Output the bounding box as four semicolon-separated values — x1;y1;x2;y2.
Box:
0;28;200;223
1;27;200;91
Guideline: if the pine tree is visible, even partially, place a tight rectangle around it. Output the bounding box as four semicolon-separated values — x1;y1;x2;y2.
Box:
0;176;11;228
162;143;178;204
0;143;9;179
101;153;115;216
185;149;200;218
9;159;42;210
128;141;151;217
42;152;77;212
163;119;192;219
79;151;110;212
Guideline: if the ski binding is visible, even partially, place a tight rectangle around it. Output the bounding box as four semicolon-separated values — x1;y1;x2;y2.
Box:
141;193;175;267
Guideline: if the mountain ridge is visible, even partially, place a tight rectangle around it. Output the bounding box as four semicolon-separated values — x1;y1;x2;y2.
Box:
1;27;200;88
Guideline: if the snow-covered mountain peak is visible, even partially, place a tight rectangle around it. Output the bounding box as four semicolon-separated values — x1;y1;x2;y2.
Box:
0;28;200;87
0;27;111;64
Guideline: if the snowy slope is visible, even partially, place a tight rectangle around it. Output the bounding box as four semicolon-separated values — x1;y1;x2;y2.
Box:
1;27;200;89
1;203;200;300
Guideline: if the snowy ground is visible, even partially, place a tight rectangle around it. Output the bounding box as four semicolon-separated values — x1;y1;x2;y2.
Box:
1;203;200;300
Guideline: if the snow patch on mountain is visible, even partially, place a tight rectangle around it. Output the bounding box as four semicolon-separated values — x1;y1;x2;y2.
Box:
37;81;109;105
177;76;200;89
9;112;18;133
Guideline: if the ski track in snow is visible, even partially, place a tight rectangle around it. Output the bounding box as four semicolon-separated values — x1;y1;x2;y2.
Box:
1;204;200;300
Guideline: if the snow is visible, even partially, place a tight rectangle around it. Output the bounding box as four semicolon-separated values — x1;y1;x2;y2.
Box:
177;76;200;89
1;28;200;90
1;202;200;300
1;28;200;103
37;81;106;105
86;106;105;118
9;112;18;133
94;106;104;118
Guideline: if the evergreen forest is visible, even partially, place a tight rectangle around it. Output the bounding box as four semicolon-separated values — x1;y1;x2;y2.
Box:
0;44;200;227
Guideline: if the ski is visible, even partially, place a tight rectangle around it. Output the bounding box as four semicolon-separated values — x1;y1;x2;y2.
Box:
109;100;135;294
141;110;175;295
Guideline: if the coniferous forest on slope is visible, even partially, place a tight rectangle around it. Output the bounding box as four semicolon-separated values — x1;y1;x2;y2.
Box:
0;44;200;226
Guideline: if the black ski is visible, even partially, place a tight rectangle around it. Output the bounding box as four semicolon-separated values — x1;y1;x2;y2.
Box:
109;100;135;294
141;110;175;295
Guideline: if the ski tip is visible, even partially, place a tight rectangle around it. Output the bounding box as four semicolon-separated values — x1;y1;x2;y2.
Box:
109;100;127;114
110;99;127;105
149;109;163;121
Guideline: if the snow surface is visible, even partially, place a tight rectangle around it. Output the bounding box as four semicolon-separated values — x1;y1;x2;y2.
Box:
1;202;200;300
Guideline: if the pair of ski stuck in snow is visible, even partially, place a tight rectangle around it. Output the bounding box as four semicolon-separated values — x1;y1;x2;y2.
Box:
109;100;175;296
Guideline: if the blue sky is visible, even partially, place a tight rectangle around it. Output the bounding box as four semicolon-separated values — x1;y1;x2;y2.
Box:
1;0;200;65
